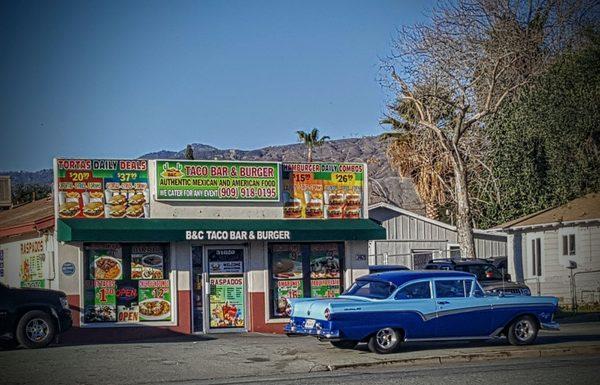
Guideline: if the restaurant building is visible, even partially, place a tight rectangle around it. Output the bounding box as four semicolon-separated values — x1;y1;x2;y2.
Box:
54;159;385;334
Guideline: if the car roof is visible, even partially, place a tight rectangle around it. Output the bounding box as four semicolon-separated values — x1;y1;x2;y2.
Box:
359;270;475;287
369;265;409;271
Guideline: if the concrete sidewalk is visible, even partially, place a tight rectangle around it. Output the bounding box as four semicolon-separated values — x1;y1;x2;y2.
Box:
1;322;599;385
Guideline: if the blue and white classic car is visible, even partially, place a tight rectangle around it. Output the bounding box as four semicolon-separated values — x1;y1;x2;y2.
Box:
284;271;559;354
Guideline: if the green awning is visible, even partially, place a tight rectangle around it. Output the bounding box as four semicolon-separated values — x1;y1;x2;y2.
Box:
57;218;386;242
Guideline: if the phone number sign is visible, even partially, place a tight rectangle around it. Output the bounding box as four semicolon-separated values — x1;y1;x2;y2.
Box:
155;160;280;201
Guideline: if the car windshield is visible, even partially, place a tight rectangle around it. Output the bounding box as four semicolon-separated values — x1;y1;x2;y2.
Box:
343;280;396;299
457;264;503;280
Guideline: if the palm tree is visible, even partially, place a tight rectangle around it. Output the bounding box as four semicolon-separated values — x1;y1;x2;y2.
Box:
296;128;330;163
184;144;194;160
381;96;454;220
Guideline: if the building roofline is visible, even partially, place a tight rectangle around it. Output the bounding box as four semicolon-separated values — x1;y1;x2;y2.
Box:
368;202;506;237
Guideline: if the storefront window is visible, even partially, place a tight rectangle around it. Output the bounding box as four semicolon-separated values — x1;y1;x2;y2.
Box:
83;243;171;324
269;243;344;318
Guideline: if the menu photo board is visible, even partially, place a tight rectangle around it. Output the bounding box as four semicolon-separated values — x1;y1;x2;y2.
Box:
275;279;303;317
19;239;46;288
155;160;280;201
138;280;172;321
87;244;123;280
84;280;117;322
131;245;164;280
282;162;365;219
209;277;245;328
56;159;149;219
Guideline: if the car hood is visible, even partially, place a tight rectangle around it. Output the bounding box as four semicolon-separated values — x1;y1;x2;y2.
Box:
11;287;67;298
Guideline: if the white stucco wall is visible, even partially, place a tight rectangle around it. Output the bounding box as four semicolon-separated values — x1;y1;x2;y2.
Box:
0;234;57;290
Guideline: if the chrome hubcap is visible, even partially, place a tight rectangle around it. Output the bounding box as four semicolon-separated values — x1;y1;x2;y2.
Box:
376;328;397;348
25;319;49;342
515;319;533;341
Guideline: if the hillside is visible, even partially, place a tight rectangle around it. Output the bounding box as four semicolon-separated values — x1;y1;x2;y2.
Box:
3;136;423;212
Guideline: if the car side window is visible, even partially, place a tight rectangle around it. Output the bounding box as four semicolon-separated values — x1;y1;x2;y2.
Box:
434;280;470;298
395;281;431;300
472;281;485;297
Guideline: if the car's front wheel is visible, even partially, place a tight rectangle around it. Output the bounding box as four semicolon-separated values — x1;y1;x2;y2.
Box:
330;340;358;349
368;327;402;354
15;310;56;349
507;315;538;346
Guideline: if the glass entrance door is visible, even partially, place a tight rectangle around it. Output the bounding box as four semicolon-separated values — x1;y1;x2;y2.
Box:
206;246;246;332
191;246;204;333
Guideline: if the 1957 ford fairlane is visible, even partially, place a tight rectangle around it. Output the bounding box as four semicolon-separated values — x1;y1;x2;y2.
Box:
285;271;559;354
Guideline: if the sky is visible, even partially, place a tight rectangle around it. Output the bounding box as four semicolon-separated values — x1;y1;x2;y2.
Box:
0;0;434;171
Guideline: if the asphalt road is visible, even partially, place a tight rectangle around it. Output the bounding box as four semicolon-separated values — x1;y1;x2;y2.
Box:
186;356;600;385
1;322;599;385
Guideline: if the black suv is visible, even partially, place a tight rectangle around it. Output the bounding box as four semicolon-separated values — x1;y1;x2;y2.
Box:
0;283;72;348
424;258;531;296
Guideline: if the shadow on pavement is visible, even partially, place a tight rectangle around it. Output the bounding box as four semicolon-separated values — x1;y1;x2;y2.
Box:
0;327;217;351
349;333;600;353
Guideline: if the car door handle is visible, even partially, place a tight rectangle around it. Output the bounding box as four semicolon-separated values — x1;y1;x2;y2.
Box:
437;301;450;305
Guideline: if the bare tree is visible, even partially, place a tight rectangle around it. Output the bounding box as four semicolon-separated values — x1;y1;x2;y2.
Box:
382;0;595;258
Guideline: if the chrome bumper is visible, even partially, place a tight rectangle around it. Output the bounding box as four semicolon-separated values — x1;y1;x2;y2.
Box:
284;324;340;339
540;321;560;331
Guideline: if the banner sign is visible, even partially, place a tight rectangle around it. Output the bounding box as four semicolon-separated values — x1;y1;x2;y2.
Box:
84;280;117;322
155;160;280;201
56;159;149;219
209;277;245;328
19;239;46;288
282;162;364;219
138;280;172;321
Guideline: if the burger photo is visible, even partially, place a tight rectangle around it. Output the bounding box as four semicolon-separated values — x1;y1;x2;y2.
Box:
83;201;105;218
283;198;302;218
328;192;345;206
326;205;343;219
305;200;323;218
109;204;126;218
343;206;361;219
125;204;144;218
128;193;146;205
345;193;361;206
109;194;127;205
59;202;80;218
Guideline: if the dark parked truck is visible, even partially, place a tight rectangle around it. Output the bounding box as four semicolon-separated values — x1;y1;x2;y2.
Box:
0;283;72;348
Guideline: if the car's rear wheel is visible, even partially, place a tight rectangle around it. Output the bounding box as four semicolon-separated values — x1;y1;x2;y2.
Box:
507;315;538;346
15;310;56;349
329;340;357;349
368;327;402;354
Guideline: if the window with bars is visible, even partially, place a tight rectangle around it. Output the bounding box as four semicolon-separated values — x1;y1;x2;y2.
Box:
531;238;542;277
562;234;576;256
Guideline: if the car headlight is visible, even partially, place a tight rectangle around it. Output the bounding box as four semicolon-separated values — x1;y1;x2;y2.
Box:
60;296;70;309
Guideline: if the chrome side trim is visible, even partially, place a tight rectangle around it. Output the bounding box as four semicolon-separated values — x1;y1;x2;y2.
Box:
540;322;560;331
435;306;491;318
405;336;491;342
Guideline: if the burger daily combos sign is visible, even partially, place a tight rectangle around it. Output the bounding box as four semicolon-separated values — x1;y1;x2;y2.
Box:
56;159;149;219
282;163;365;219
155;160;280;201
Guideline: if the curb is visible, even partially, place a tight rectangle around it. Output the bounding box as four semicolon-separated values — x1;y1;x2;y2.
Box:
326;345;600;371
